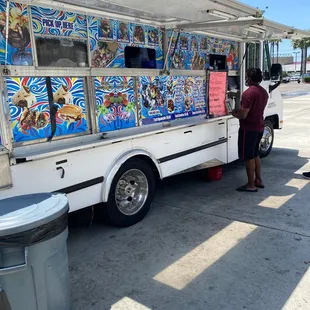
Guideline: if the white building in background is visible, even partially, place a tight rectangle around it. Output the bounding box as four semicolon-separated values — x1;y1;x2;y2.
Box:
283;61;310;73
271;56;294;65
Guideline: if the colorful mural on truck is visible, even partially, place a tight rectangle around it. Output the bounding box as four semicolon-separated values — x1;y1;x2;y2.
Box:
31;6;87;38
0;0;33;65
168;30;239;70
168;30;207;71
88;16;164;69
6;76;88;142
51;77;88;137
6;77;51;142
208;37;239;70
139;76;206;125
94;76;136;132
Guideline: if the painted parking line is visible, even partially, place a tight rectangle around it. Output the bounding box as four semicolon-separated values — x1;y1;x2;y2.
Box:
282;92;310;98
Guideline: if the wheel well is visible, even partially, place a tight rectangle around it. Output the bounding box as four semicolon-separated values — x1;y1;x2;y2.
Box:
130;155;160;179
265;115;279;129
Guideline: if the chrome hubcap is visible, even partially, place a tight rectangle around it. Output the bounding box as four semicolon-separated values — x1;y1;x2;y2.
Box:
260;126;273;152
115;169;149;216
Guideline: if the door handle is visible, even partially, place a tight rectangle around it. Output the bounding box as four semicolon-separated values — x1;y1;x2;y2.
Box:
184;130;192;134
57;167;65;179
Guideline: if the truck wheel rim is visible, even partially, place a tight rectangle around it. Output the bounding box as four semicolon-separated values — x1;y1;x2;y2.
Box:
260;126;273;152
115;169;149;216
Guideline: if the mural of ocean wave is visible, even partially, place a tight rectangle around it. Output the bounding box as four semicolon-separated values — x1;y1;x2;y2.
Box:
6;77;51;142
51;77;88;136
31;6;87;38
94;76;136;132
88;16;99;51
11;123;52;142
0;0;33;65
54;119;86;136
98;114;118;132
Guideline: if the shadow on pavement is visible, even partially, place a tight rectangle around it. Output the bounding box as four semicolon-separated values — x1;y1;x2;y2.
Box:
68;147;310;310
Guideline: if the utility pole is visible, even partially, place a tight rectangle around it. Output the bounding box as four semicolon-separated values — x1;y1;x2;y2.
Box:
300;48;304;76
302;46;307;81
293;51;300;73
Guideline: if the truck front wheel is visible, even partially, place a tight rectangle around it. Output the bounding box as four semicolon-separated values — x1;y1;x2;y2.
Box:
101;158;156;227
259;120;274;158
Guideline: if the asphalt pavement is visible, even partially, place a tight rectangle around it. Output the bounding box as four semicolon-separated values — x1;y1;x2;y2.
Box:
279;82;310;98
68;91;310;310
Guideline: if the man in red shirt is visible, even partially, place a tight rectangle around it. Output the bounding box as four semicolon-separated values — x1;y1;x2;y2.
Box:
232;68;269;192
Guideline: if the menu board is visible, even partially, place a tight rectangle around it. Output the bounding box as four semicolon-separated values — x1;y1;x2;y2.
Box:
0;0;33;65
208;71;228;117
31;7;87;38
6;77;51;142
168;30;239;71
139;76;206;125
51;77;88;136
94;76;136;132
88;16;163;69
168;30;207;70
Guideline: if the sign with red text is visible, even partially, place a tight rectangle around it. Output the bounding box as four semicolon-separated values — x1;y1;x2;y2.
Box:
208;71;227;117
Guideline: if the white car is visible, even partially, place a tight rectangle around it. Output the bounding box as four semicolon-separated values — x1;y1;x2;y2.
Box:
290;75;301;81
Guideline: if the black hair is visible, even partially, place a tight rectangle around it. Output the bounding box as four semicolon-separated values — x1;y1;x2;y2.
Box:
246;68;263;84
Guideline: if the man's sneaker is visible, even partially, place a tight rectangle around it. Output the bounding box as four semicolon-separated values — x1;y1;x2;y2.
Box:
302;172;310;179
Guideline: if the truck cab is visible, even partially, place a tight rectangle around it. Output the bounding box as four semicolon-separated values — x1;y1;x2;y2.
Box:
244;41;283;157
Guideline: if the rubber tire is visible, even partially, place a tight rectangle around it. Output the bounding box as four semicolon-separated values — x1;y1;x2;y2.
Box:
259;120;274;158
101;158;156;227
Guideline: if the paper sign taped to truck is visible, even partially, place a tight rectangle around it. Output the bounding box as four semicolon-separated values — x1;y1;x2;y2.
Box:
208;71;228;117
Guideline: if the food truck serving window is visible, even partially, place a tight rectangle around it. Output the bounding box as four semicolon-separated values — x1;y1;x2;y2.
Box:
35;37;88;67
125;46;156;69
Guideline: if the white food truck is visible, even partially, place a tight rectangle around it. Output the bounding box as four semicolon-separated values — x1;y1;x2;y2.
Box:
0;0;309;226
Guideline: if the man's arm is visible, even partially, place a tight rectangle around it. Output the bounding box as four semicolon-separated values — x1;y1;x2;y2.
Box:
232;108;250;120
233;90;252;120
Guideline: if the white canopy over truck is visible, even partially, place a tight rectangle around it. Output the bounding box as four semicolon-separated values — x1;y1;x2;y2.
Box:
0;0;309;226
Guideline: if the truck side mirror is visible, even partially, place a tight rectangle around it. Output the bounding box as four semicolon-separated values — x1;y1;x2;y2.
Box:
263;70;271;81
270;63;283;82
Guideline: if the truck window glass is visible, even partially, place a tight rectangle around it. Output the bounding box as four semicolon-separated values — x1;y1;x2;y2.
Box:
246;42;260;71
124;46;156;69
35;37;88;67
263;41;272;80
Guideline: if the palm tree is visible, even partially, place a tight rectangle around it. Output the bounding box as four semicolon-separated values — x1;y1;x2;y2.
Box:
292;37;310;76
270;39;282;63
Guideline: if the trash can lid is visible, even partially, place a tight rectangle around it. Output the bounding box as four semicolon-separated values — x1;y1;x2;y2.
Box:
0;193;69;237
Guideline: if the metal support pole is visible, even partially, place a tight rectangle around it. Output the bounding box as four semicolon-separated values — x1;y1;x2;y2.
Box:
293;51;300;73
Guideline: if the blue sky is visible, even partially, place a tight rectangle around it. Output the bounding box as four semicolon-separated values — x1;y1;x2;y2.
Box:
241;0;309;61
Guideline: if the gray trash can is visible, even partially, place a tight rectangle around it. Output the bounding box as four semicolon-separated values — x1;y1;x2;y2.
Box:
0;193;70;310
